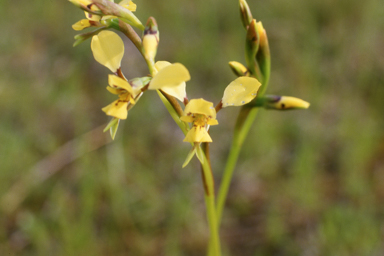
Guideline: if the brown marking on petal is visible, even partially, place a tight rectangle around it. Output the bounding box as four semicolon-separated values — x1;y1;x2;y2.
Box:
281;103;285;109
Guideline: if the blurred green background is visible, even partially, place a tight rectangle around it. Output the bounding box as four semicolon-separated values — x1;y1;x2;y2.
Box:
1;0;384;255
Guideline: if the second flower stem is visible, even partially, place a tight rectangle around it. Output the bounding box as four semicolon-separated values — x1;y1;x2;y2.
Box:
216;107;259;227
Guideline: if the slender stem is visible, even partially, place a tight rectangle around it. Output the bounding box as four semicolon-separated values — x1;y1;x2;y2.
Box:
118;21;143;57
197;147;221;256
160;90;184;117
216;107;259;226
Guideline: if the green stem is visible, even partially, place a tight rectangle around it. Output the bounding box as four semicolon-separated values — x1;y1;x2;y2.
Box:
197;147;221;256
216;107;259;227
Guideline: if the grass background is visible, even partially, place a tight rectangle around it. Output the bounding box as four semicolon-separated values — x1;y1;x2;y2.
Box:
1;0;384;255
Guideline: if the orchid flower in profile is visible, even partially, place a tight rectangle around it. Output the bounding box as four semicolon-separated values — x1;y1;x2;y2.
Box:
70;0;138;30
101;75;142;120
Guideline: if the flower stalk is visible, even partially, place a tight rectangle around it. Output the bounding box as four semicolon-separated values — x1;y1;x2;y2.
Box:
68;0;310;254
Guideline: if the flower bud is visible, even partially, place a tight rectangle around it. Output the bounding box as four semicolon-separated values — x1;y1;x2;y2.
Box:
256;95;310;110
228;61;249;77
245;19;259;76
129;76;151;89
255;22;271;95
239;0;253;29
142;17;159;61
92;0;144;30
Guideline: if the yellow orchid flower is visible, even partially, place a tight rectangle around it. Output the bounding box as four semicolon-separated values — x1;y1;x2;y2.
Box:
180;99;218;143
91;30;124;73
151;61;189;101
70;0;137;29
222;76;261;107
102;75;141;119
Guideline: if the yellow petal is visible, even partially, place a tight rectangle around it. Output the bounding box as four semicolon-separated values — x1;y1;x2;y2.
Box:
183;126;212;143
142;34;158;60
106;86;121;95
102;100;129;119
72;19;92;31
119;0;137;11
108;75;134;95
183;98;216;119
222;77;261;107
148;63;190;90
207;119;218;126
180;115;194;123
91;31;124;72
161;82;186;102
84;11;101;21
154;61;171;71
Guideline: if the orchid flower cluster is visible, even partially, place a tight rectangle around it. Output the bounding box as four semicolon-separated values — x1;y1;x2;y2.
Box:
69;0;309;255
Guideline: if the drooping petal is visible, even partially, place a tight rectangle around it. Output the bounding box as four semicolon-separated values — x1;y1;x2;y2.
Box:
183;126;213;143
183;99;216;119
72;19;92;31
108;75;134;95
106;86;121;95
152;61;187;101
102;100;129;119
222;77;261;107
161;82;187;102
148;63;190;90
91;31;124;72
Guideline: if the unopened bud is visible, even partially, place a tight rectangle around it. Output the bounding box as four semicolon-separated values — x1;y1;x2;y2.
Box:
129;76;151;89
255;21;271;95
142;17;159;61
245;19;259;76
92;0;144;30
239;0;253;29
228;61;249;77
258;95;310;110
